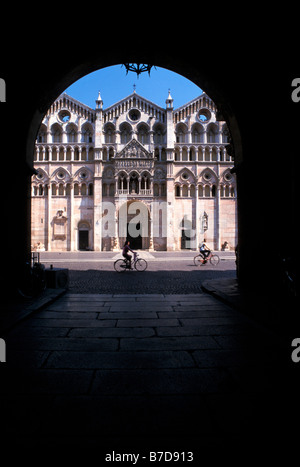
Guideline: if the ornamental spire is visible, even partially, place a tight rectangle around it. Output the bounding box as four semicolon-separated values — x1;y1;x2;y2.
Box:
166;88;173;109
96;90;103;109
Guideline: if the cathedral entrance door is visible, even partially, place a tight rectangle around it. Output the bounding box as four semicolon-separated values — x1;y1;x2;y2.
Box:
119;200;150;250
127;222;142;250
79;230;89;250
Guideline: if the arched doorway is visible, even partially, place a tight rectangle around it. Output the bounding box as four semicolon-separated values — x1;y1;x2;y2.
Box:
118;200;151;250
78;221;90;250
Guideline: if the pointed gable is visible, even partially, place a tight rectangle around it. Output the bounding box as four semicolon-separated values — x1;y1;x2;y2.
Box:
116;139;153;159
103;92;166;123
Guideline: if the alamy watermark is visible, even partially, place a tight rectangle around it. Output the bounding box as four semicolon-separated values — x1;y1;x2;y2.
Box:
0;78;6;102
291;338;300;363
291;78;300;102
99;199;211;249
0;338;6;362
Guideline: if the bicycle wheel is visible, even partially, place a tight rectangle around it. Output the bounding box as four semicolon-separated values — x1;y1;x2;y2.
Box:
210;254;220;266
193;254;203;266
114;259;127;272
135;258;147;271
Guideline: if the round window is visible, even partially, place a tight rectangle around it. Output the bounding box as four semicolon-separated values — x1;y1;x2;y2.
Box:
128;109;140;121
198;108;211;122
203;172;211;181
58;110;71;123
224;172;232;181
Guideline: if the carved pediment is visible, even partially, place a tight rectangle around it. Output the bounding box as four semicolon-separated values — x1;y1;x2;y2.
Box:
116;139;152;159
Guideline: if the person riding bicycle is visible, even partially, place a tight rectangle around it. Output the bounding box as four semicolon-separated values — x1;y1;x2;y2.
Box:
199;239;211;263
122;240;136;270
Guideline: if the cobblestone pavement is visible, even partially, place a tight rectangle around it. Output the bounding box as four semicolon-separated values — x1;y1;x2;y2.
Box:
40;251;236;294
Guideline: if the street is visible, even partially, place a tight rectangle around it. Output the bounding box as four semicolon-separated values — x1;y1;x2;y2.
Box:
39;251;236;294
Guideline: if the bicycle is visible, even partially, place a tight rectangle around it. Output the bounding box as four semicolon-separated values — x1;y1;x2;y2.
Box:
114;253;148;272
194;250;220;266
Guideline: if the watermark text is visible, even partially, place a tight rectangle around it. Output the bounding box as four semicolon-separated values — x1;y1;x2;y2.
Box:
0;78;5;102
0;338;6;362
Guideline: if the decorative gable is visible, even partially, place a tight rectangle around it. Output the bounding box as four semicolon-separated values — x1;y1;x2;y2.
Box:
116;139;153;159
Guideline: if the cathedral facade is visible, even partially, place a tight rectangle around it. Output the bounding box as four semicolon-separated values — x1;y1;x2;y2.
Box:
31;89;237;252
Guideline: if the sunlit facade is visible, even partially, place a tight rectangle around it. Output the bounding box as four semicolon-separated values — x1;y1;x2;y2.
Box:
31;90;237;251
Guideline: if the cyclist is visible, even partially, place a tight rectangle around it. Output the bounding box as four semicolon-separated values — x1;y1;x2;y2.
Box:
199;239;211;263
122;240;136;270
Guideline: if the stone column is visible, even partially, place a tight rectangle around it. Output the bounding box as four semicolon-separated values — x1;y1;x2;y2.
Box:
70;183;75;251
93;164;102;251
47;183;52;251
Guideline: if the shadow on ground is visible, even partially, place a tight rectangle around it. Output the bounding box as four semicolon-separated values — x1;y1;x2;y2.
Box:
68;269;237;294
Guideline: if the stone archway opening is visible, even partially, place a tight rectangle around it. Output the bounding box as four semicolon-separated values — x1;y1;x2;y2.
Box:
118;199;151;251
77;221;90;251
23;54;244;277
30;64;240;257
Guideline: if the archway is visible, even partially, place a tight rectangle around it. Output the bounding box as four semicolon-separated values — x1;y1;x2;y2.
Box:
118;200;151;250
9;47;251;298
77;221;90;251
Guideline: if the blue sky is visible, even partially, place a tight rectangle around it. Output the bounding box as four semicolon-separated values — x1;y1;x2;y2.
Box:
65;65;203;110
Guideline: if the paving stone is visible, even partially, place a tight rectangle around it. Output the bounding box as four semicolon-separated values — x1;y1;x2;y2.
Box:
90;368;236;395
45;350;195;369
47;304;110;312
5;325;70;338
34;311;100;320
97;311;158;320
119;336;219;351
109;305;173;312
68;327;155;338
26;318;117;328
116;318;179;327
6;337;118;351
179;317;247;326
156;324;255;337
158;310;237;319
173;305;234;312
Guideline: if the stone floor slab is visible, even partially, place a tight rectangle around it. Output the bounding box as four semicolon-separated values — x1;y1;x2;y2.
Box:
0;291;290;450
44;350;195;369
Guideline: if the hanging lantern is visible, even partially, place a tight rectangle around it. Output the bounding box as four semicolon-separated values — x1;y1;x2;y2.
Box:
122;63;156;78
